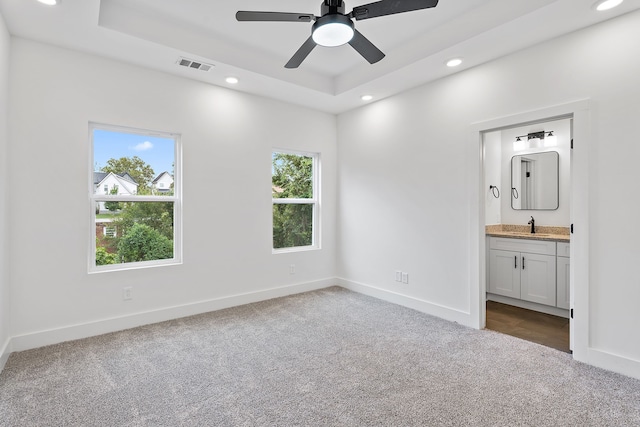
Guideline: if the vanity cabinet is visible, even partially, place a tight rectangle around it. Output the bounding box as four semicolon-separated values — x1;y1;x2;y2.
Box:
556;242;570;310
488;237;557;307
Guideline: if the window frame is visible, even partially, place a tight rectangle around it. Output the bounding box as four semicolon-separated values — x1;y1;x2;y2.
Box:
89;122;182;273
271;148;320;253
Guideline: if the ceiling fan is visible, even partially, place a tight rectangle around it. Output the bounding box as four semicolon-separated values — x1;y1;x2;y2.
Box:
236;0;439;69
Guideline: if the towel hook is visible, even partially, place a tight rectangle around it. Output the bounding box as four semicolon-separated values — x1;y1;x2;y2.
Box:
489;185;500;198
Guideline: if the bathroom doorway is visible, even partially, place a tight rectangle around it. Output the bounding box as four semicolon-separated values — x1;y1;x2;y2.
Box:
482;117;572;353
469;100;590;362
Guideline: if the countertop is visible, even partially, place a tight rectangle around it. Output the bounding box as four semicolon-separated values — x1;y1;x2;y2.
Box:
485;224;570;243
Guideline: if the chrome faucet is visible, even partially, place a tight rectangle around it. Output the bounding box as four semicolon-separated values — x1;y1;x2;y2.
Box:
528;216;535;234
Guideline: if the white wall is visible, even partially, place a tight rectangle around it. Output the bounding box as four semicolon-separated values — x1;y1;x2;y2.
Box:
483;131;502;225
484;118;571;227
7;38;337;348
0;10;11;369
499;119;571;226
337;10;640;375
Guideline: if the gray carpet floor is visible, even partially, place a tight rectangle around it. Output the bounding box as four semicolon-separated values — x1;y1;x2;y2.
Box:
1;286;639;426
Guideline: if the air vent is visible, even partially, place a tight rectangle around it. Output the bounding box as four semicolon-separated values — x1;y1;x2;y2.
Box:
176;57;214;72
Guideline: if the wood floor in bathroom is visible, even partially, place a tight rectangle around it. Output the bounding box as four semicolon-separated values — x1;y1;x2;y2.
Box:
486;301;570;353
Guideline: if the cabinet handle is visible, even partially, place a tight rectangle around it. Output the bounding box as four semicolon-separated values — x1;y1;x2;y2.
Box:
514;255;517;269
522;256;525;270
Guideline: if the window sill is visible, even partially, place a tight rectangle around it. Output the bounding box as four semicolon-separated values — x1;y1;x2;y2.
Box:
272;245;320;255
89;258;182;274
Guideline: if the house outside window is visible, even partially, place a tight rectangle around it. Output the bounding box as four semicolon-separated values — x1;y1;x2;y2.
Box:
272;150;319;252
90;123;181;272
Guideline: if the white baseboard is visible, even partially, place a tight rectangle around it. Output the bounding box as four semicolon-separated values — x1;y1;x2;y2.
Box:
336;278;472;326
10;278;335;353
487;293;570;318
586;348;640;381
0;337;10;373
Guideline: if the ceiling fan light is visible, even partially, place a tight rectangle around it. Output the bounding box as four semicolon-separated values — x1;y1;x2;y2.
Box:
312;15;354;47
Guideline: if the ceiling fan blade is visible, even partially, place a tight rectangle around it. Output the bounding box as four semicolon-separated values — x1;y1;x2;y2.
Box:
351;0;438;21
236;11;315;22
285;37;317;69
348;30;385;64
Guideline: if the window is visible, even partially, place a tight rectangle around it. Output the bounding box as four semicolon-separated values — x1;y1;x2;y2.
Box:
272;150;319;251
90;123;181;271
103;226;117;238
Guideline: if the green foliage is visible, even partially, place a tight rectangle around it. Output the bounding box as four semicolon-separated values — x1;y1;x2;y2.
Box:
95;156;174;266
95;244;116;265
101;156;155;194
273;204;313;249
115;202;173;241
104;185;121;212
272;153;313;199
117;223;173;263
272;152;314;249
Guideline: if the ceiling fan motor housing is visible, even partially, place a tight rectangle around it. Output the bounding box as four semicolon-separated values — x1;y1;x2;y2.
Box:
321;0;346;15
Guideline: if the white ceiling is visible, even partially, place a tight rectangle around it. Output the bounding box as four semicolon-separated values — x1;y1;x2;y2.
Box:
1;0;639;113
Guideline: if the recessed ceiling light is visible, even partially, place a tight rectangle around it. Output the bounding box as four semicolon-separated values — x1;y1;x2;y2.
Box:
446;58;463;67
37;0;59;5
225;77;239;84
361;95;373;101
593;0;623;11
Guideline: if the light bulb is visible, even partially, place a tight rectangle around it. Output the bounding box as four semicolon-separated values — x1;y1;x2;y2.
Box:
513;138;525;151
544;132;557;147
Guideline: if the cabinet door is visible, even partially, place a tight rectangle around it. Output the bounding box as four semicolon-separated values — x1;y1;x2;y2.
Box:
520;253;557;306
556;256;570;309
489;249;521;299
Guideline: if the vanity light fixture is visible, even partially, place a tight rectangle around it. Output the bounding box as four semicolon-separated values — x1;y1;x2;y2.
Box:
593;0;624;11
544;131;557;147
37;0;59;5
513;137;526;151
513;131;555;151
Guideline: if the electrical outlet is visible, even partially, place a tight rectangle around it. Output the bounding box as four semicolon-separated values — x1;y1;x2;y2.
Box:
395;271;402;282
123;287;133;301
290;264;295;275
402;272;409;284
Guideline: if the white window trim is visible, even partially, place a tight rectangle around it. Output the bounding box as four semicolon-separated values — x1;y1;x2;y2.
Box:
272;148;320;254
89;122;183;273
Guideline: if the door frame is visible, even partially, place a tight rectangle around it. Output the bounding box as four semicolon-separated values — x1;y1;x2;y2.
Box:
467;100;590;362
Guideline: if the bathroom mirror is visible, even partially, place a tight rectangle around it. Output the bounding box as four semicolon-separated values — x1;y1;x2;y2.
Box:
511;151;559;210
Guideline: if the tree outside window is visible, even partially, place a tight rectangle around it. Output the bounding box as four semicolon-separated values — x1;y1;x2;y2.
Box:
272;151;318;251
91;124;180;271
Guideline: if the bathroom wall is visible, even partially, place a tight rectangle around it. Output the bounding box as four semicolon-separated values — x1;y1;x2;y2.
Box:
500;118;571;227
484;131;502;225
